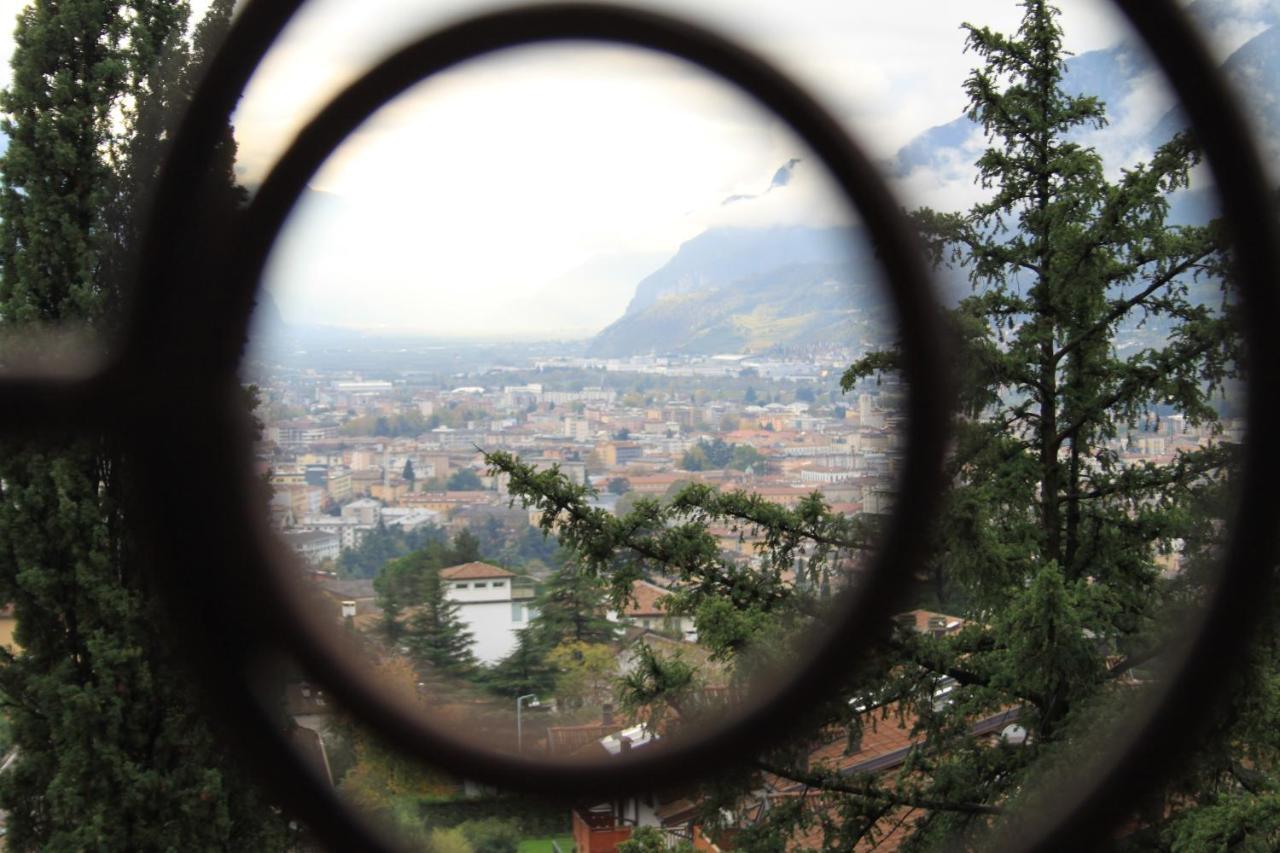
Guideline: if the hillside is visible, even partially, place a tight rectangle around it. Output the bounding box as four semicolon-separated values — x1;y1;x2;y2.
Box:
589;259;891;357
622;225;859;315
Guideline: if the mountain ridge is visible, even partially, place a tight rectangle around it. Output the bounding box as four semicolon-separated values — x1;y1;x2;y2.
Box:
894;3;1280;178
590;225;890;357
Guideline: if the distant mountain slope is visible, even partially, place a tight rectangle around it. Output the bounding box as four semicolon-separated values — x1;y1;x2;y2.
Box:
592;5;1273;359
590;259;891;357
892;38;1152;178
588;224;889;357
1156;24;1280;159
623;225;860;315
894;2;1280;181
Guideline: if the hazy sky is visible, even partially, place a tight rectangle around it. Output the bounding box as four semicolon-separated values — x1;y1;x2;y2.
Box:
0;0;1262;338
237;0;1134;338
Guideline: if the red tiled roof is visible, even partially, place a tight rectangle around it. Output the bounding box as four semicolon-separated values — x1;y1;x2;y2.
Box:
439;561;516;580
624;580;671;617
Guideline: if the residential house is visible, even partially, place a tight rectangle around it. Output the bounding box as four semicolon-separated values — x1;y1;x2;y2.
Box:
614;579;696;641
440;562;537;664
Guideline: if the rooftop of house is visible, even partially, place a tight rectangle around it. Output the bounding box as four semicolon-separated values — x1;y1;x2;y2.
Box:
280;530;338;546
755;703;1019;850
623;579;672;617
546;721;625;757
316;577;376;600
283;682;331;718
439;561;517;581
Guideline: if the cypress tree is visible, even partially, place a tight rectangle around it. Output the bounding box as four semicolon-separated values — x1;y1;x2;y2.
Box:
0;2;288;848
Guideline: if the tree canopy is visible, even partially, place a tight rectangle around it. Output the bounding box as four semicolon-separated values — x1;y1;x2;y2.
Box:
485;1;1248;847
447;468;485;491
680;437;767;472
0;0;289;847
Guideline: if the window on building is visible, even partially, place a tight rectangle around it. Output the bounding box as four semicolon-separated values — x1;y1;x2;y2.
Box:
454;583;468;589
473;582;487;588
492;581;506;588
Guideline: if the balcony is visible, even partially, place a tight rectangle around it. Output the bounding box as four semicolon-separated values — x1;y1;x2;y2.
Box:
571;805;635;853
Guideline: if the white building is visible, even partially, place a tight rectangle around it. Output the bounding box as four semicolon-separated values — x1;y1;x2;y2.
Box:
440;562;537;664
562;416;592;441
341;498;382;526
381;507;441;531
333;380;393;394
280;530;341;565
294;515;367;550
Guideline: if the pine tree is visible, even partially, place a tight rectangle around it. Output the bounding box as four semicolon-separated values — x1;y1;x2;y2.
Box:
405;568;476;677
883;0;1235;615
486;1;1242;847
530;563;618;648
484;561;616;698
484;628;559;698
0;2;288;848
374;532;486;674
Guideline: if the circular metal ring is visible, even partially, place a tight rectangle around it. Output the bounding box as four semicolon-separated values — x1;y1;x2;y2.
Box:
111;0;1280;849
202;1;950;797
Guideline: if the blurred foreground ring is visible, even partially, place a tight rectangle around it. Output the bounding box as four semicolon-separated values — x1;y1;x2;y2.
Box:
160;0;950;795
0;1;1259;851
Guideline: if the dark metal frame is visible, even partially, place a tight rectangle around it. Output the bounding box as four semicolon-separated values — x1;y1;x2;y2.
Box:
0;2;1275;851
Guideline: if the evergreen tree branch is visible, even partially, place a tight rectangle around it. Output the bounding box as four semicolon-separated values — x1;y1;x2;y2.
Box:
756;761;1005;815
1051;252;1213;366
1053;337;1218;448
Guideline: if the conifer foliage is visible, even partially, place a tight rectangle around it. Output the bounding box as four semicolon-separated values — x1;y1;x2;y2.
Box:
0;1;288;848
490;2;1244;847
406;568;477;677
373;534;483;676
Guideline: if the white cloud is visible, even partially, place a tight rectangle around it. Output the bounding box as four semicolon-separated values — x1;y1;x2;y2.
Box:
0;1;21;92
231;0;1132;182
895;125;996;213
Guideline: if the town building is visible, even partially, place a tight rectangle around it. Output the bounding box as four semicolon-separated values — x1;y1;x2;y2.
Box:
280;530;341;566
439;562;537;664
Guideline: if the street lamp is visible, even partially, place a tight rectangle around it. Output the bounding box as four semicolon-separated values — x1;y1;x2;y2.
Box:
516;693;539;754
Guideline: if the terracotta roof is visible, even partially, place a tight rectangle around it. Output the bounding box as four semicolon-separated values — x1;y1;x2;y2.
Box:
439;561;516;580
624;580;671;617
655;798;699;824
627;474;703;486
317;578;376;599
805;705;918;776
